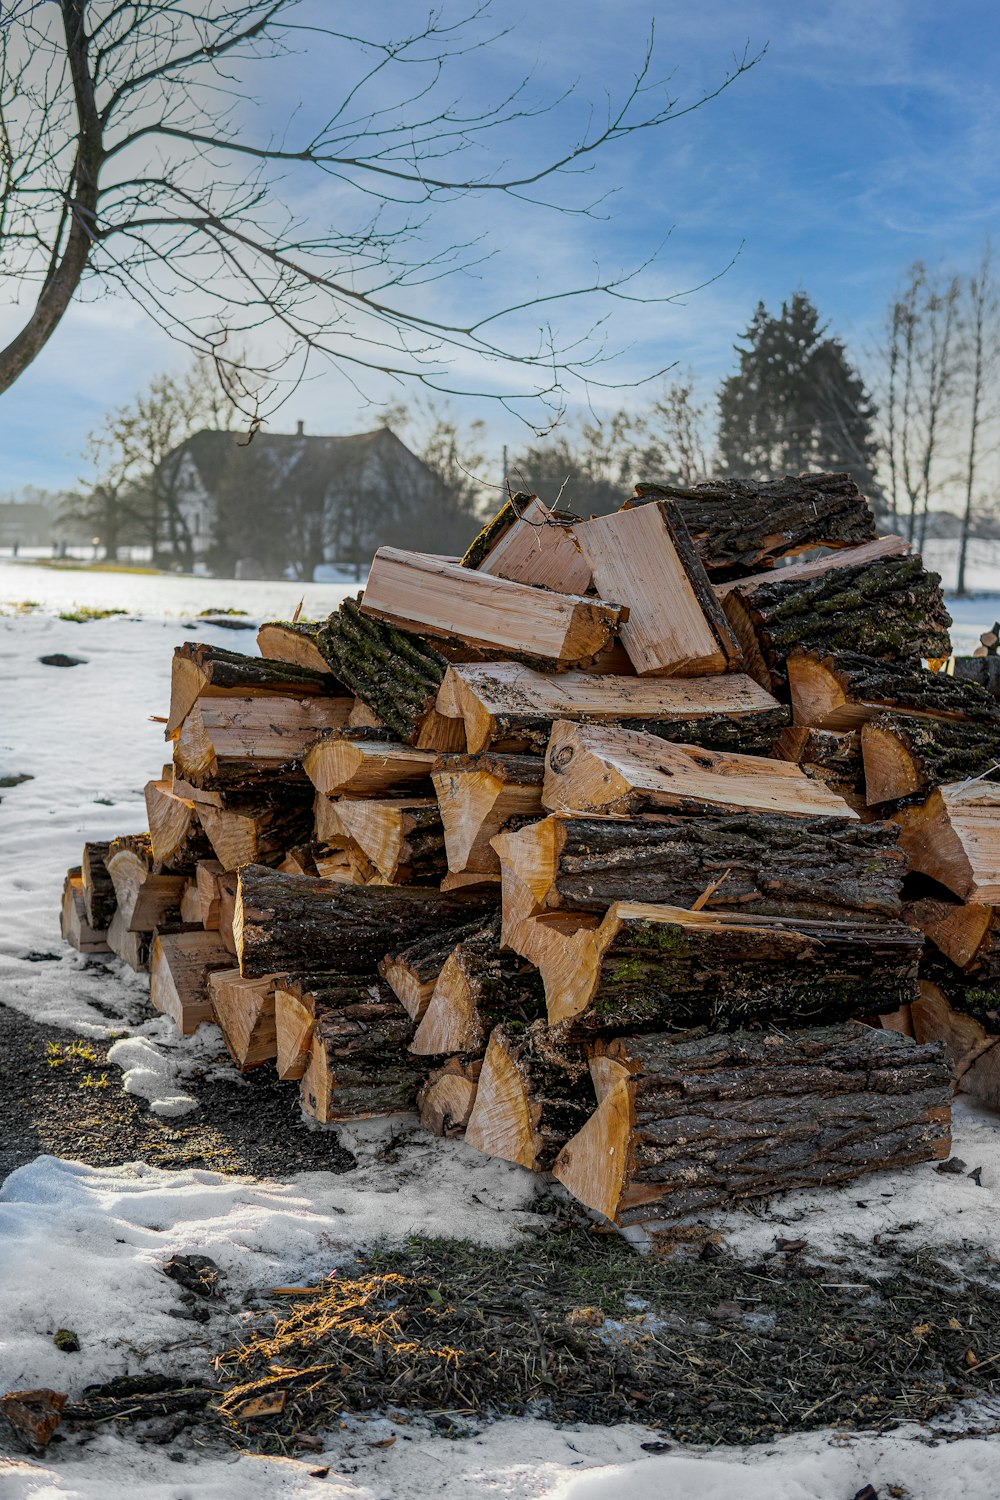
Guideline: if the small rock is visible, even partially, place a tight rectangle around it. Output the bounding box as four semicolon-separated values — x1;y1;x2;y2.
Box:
854;1487;878;1500
968;1165;984;1186
53;1329;80;1353
162;1253;222;1298
39;654;87;668
0;1389;67;1451
934;1157;967;1176
775;1237;807;1254
0;773;33;788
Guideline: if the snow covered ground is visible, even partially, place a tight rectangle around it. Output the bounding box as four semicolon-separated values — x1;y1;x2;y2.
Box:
3;565;1000;1496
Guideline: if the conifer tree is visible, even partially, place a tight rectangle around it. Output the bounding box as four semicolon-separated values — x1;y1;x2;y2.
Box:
718;293;878;489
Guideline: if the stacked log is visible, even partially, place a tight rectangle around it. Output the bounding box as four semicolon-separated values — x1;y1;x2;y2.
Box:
62;469;999;1243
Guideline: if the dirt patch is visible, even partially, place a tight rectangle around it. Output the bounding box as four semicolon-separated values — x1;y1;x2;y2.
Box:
213;1233;1000;1451
0;1006;354;1183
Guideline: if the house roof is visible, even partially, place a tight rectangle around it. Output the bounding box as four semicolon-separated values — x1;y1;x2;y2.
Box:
174;426;429;494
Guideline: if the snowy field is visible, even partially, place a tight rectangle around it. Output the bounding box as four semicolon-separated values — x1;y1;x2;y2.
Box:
3;564;1000;1497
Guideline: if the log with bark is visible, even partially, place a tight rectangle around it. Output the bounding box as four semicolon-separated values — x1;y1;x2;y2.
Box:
60;870;111;954
905;895;1000;977
432;752;545;877
893;784;1000;902
359;547;625;666
144;779;213;871
464;1021;590;1170
195;788;315;872
552;1023;951;1227
464;495;592;593
411;914;546;1055
260;597;463;749
173;695;353;791
630;472;878;580
378;916;489;1020
233;865;495;978
296;976;423;1122
418;1057;483;1138
437;661;786;757
166;641;345;737
541;720;858;820
149;929;232;1034
511;900;922;1032
772;726;866;814
788;650;1000;732
303;735;437;798
106;842;186;934
573;500;741;675
862;714;1000;806
491;810;906;924
333;797;447;884
719;552;950;693
80;842;115;930
209;970;279;1070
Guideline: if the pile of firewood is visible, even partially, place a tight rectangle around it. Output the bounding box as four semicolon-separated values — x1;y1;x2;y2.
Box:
61;472;1000;1242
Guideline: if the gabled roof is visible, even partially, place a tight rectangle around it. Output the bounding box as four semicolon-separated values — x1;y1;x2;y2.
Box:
173;426;431;494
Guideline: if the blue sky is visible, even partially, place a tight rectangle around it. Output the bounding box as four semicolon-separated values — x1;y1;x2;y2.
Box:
2;0;999;492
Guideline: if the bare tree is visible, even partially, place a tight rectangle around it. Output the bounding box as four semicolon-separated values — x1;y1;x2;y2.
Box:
957;241;999;595
0;2;759;423
643;375;710;484
879;264;962;547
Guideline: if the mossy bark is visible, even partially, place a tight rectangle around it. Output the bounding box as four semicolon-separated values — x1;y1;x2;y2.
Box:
631;472;877;580
726;556;951;692
868;712;1000;800
803;652;1000;723
176;641;346;694
571;915;922;1035
474;705;790;758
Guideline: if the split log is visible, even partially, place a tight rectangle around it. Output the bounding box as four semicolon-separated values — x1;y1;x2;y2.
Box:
772;725;866;814
298;977;422;1122
234;865;494;978
106;845;186;933
80;842;115;930
174;695;353;791
862;714;1000;805
260;598;461;748
217;872;239;956
411;915;546;1055
541;721;858;819
468;496;592;594
149;930;232;1033
166;641;344;737
196;791;314;872
491;811;906;924
893;784;1000;902
788;650;1000;732
514;901;922;1032
464;1022;590;1170
256;620;339;674
179;881;202;924
303;736;436;797
379;916;490;1019
720;551;950;692
274;976;318;1080
437;661;785;756
631;471;877;579
552;1024;951;1227
905;896;1000;976
334;797;447;883
195;859;224;928
418;1058;482;1138
209;970;278;1070
432;752;545;875
910;981;999;1076
574;500;740;675
144;779;213;871
60;870;111;953
359;547;624;665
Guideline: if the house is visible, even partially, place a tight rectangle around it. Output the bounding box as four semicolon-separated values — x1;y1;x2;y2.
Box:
160;424;477;578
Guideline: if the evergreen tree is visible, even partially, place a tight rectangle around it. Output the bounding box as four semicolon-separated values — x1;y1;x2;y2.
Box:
718;293;879;490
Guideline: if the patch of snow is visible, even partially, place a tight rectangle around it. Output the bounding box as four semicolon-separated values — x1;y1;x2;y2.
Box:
106;1032;200;1117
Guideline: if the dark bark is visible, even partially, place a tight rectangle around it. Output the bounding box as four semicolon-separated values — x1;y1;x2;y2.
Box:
631;472;877;580
802;651;1000;723
235;865;495;977
920;953;1000;1024
725;555;951;692
435;914;547;1050
80;841;115;929
387;803;449;883
867;713;1000;802
569;914;922;1035
294;975;424;1121
485;1020;592;1170
466;708;791;758
606;1024;951;1225
175;641;346;695
381;915;492;989
541;813;906;922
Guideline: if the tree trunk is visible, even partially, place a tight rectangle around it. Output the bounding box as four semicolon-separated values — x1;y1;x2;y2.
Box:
721;555;951;693
233;865;495;977
630;472;877;580
492;811;906;924
552;1024;951;1227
